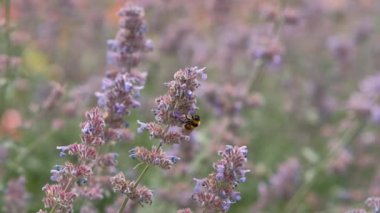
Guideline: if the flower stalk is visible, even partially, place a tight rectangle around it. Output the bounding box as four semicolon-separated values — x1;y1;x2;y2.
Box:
285;118;367;213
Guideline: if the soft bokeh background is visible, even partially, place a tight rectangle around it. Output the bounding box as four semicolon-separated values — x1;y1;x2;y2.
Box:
1;0;380;212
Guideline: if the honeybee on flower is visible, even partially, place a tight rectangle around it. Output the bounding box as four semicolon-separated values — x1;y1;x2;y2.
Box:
183;114;201;131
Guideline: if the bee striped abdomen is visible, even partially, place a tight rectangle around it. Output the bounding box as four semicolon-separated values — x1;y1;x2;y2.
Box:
184;123;195;130
192;122;199;127
183;114;200;131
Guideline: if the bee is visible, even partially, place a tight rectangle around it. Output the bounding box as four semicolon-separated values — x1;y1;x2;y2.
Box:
183;114;201;131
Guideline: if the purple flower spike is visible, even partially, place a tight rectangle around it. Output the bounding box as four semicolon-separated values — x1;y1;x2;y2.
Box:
348;73;380;124
192;145;249;212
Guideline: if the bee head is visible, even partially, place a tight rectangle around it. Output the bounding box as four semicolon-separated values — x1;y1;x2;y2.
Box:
192;114;200;121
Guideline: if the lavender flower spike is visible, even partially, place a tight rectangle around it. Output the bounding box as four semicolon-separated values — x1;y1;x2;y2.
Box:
192;145;250;212
138;67;207;144
96;4;152;129
348;73;380;124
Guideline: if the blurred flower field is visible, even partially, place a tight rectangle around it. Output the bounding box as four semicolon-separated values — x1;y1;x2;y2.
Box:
1;0;380;212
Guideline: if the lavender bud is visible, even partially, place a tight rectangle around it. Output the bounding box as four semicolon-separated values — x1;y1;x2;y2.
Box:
124;82;133;92
231;191;241;201
77;177;88;186
81;123;94;135
137;120;148;133
193;178;204;193
153;158;161;165
114;103;126;114
170;156;181;164
107;40;118;51
57;146;68;157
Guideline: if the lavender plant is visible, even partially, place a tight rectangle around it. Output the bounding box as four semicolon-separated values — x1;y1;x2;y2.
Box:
191;145;249;212
348;73;380;124
254;158;300;211
346;197;380;213
11;0;380;212
4;176;29;213
96;4;152;129
40;107;107;212
111;66;207;212
40;3;153;213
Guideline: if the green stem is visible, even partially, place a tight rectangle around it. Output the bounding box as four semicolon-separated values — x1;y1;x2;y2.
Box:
244;60;265;94
118;142;163;213
134;163;151;186
273;0;289;38
189;118;229;173
118;195;130;213
5;0;11;75
244;0;289;94
0;0;11;114
16;133;51;164
344;119;367;146
285;118;367;212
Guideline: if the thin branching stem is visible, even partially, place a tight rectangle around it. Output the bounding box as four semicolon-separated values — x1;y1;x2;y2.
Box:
285;118;367;212
244;0;289;94
118;142;163;213
0;0;12;114
4;0;11;75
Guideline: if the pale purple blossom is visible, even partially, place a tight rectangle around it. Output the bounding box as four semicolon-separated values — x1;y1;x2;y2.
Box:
5;176;29;213
348;73;380;124
192;145;250;212
42;108;117;212
138;67;206;145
